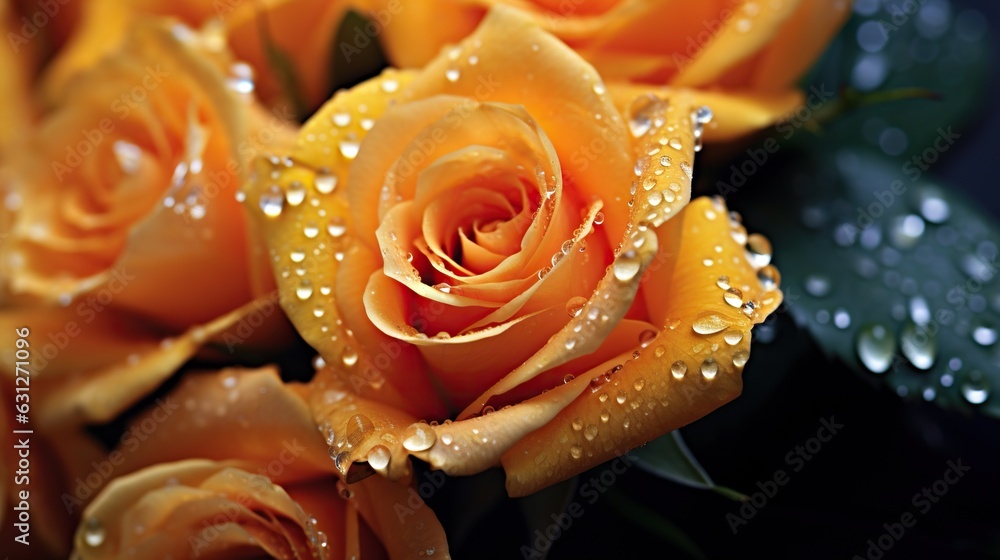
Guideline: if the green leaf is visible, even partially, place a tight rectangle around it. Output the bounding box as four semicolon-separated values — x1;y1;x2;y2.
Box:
802;4;989;158
735;150;1000;416
632;431;746;501
328;10;390;95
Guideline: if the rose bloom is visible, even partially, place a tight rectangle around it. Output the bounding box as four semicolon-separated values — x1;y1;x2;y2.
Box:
40;0;358;114
362;0;851;141
0;20;306;557
246;7;783;497
68;367;449;559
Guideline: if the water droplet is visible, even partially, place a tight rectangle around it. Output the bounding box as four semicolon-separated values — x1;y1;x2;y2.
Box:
757;265;781;291
700;358;718;379
367;445;390;470
285;181;306;206
692;314;729;334
694;105;713;124
315;169;338;194
833;308;851;329
112;140;142;174
918;190;950;223
732;350;749;367
961;371;989;405
584;424;599;441
723;287;743;308
671;360;687;379
565;296;587;318
259;185;284;217
381;79;399;93
339;136;361;159
572;417;584;431
889;214;925;249
593;212;605;225
445;67;460;82
856;324;896;374
83;518;105;547
633;378;645;391
804;274;832;297
972;322;997;346
592;80;606;95
615;392;627;404
716;275;731;290
723;329;744;345
638;329;657;347
433;283;452;294
327;217;347;238
627;94;660;137
745;234;772;268
303;222;320;238
613;251;642;282
600;409;610;423
402;423;437;451
342;347;359;367
296;280;314;301
570;444;583;459
440;433;454;445
900;321;936;370
331;111;351;127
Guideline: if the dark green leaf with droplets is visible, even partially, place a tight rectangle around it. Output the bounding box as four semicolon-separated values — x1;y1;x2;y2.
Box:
736;150;999;416
800;1;989;158
632;431;746;501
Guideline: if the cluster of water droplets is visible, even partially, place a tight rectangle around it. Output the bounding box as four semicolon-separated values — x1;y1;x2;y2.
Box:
798;153;998;406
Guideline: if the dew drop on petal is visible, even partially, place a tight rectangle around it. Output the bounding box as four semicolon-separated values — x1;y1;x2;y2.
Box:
402;423;437;451
671;360;687;379
83;518;105;547
259;185;284;218
700;358;718;379
367;445;390;470
692;314;728;335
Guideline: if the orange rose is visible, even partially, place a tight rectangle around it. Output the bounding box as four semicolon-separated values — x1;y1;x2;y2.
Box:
2;18;293;330
41;0;357;114
70;367;449;559
363;0;851;140
245;7;782;497
0;27;299;542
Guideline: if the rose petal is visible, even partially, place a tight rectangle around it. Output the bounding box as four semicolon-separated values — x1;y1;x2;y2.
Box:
10;20;293;330
671;0;801;87
608;83;805;142
402;5;634;244
72;460;334;559
0;294;280;428
351;475;451;560
457;91;698;418
112;367;334;484
501;197;782;496
243;70;449;420
750;0;853;91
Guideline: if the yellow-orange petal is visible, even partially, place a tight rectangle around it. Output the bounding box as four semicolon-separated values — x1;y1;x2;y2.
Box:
670;0;801;88
608;83;805;143
242;69;448;420
352;474;451;560
72;460;335;559
501;196;782;495
750;0;853;92
0;294;279;428
401;5;634;244
114;366;334;484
